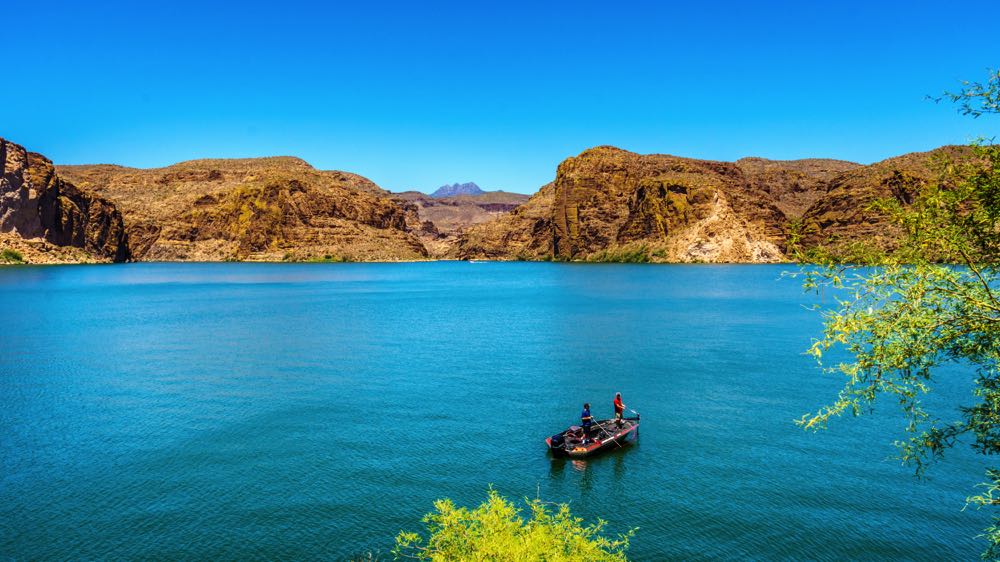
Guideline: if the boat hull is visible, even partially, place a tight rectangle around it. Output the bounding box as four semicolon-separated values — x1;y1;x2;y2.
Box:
546;417;639;458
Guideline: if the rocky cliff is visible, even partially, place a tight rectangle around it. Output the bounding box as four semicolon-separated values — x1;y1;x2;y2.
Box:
454;183;558;260
457;145;981;263
4;137;981;265
459;147;790;262
797;145;975;255
57;157;427;262
1;138;129;263
392;190;529;257
735;157;862;218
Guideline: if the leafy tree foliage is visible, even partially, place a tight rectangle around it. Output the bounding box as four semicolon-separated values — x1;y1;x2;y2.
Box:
798;71;1000;558
938;69;1000;118
393;489;634;561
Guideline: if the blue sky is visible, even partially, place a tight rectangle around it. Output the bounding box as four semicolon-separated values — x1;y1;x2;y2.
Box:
2;1;998;194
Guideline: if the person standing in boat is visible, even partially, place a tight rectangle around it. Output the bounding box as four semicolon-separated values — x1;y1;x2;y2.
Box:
613;392;626;425
581;403;594;438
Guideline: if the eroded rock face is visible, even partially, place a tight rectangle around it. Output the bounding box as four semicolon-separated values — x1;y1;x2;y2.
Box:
458;145;982;263
392;190;530;258
58;157;428;262
798;146;975;254
5;138;980;264
459;147;789;262
1;138;129;262
552;147;789;260
455;183;557;260
735;157;862;218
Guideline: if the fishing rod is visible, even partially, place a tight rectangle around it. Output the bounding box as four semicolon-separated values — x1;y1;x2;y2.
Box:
580;415;615;442
588;421;621;448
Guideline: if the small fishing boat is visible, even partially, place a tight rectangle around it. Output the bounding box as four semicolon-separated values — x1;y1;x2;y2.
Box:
546;415;639;458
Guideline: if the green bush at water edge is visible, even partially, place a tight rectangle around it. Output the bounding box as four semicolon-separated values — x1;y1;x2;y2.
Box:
0;249;25;264
585;244;666;263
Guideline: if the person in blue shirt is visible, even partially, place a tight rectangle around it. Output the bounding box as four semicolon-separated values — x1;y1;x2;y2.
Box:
580;403;594;438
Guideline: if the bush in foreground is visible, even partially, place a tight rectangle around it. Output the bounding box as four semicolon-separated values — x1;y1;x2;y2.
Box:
393;489;634;561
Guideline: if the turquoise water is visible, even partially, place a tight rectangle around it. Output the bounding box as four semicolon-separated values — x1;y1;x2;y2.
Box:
0;262;988;560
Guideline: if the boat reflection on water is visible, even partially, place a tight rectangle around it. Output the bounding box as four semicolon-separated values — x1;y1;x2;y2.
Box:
549;457;566;478
547;447;634;497
613;449;626;480
546;456;594;490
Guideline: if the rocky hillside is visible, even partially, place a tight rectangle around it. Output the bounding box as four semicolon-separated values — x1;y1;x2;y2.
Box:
57;157;427;262
392;190;529;257
454;183;558;260
457;145;980;263
4;138;980;265
735;157;861;218
458;147;790;262
1;138;129;263
797;145;975;256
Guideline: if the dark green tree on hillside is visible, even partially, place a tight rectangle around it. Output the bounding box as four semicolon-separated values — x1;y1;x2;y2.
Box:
798;69;1000;558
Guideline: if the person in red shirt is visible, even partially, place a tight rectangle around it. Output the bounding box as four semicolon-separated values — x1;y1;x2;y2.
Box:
613;392;626;425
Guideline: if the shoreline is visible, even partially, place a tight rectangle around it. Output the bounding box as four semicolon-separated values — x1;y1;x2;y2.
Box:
0;258;800;267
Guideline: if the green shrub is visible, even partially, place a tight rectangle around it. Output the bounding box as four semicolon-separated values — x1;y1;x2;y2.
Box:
0;248;25;264
586;244;652;263
305;254;351;263
393;489;634;561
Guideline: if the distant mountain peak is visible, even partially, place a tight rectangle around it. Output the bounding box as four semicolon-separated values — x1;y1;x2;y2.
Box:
430;182;485;198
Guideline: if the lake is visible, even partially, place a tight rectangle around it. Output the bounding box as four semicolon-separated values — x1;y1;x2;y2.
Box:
0;262;988;560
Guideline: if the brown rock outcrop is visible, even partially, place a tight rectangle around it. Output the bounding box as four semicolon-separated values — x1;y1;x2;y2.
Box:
798;145;975;255
58;157;428;261
5;137;982;265
459;147;789;262
458;145;983;263
735;157;862;218
1;138;129;262
392;190;530;257
455;183;558;260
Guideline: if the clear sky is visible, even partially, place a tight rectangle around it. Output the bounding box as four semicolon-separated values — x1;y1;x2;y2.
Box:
2;1;998;194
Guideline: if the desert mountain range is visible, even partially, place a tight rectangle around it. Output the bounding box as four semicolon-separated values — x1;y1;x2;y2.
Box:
429;182;486;198
0;136;976;264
